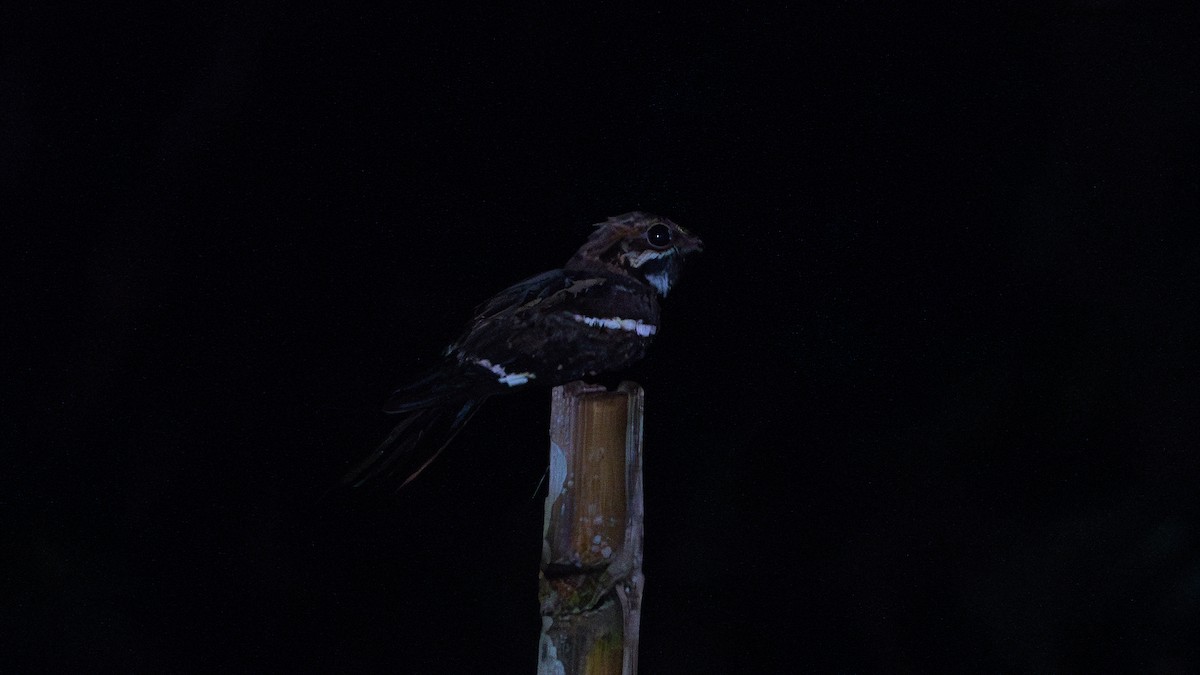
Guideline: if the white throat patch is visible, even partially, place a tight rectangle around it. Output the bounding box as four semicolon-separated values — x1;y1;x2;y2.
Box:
645;271;671;297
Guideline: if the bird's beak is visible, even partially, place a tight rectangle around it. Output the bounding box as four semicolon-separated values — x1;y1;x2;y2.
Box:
677;230;703;254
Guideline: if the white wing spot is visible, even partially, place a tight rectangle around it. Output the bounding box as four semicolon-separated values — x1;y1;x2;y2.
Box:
472;358;536;387
571;314;657;336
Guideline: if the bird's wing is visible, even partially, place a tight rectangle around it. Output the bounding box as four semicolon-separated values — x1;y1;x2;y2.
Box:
382;271;584;413
468;269;571;322
450;269;614;359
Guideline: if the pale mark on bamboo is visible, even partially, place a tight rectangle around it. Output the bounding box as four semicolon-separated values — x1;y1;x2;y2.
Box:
537;616;564;675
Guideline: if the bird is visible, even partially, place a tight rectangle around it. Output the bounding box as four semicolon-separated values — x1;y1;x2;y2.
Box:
344;212;703;490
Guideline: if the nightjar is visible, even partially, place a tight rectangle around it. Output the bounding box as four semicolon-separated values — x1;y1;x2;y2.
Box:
346;212;702;489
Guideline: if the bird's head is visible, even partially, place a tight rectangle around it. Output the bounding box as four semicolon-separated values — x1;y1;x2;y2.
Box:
565;212;703;297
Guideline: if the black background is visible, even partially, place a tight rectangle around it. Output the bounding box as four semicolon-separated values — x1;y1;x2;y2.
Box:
5;3;1198;672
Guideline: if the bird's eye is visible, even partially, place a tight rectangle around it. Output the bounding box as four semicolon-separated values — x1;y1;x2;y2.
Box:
647;223;672;248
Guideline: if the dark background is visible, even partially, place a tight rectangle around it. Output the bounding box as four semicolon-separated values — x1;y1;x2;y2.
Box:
5;3;1198;672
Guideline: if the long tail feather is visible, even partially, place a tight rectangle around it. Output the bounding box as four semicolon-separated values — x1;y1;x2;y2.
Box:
343;397;484;491
382;365;483;414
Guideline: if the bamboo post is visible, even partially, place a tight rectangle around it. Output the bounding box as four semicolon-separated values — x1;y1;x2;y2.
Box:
538;381;645;675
